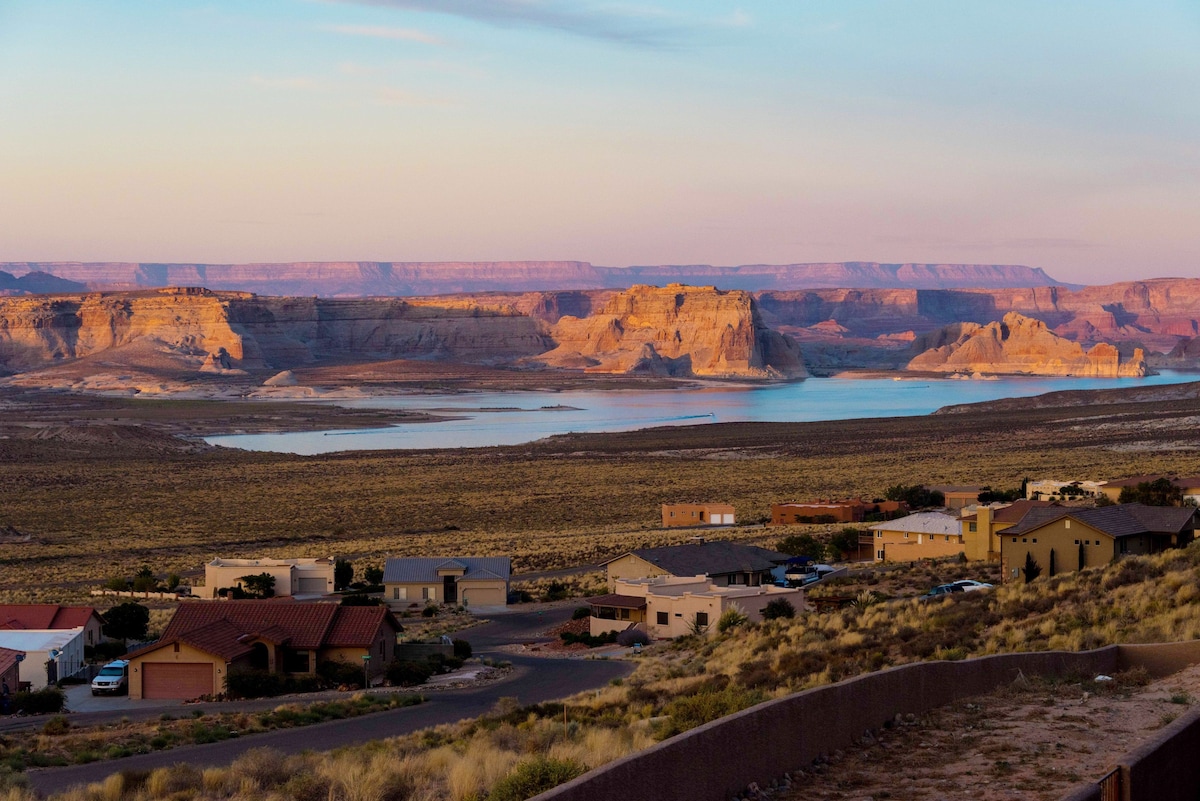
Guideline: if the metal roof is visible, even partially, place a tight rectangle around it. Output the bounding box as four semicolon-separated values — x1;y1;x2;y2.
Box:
609;541;789;577
869;512;960;536
383;557;512;584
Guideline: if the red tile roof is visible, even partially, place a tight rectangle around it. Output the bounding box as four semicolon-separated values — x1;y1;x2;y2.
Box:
145;601;402;661
0;646;22;679
0;605;103;631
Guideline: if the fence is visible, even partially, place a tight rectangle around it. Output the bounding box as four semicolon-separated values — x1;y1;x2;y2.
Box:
531;641;1200;801
90;589;186;601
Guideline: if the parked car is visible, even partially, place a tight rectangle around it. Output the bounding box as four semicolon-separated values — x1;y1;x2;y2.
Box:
91;660;129;696
951;580;994;592
784;563;837;586
921;583;965;600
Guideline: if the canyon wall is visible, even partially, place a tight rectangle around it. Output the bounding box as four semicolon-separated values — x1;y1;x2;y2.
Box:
0;261;1063;296
906;312;1148;377
536;285;807;379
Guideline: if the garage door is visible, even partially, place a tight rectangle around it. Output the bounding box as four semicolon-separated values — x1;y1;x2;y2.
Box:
142;663;213;699
297;577;327;594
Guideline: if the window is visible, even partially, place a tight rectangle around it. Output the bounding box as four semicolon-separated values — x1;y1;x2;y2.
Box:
968;522;977;532
695;612;709;627
904;532;910;539
393;587;400;600
657;611;668;625
619;608;630;620
1074;540;1079;545
876;532;883;539
379;641;385;657
945;536;951;542
670;511;674;517
173;642;180;653
1022;538;1027;543
1012;537;1017;543
1032;538;1037;543
877;550;885;560
421;587;430;600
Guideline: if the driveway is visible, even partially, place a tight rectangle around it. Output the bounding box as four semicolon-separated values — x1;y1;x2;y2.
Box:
26;606;636;796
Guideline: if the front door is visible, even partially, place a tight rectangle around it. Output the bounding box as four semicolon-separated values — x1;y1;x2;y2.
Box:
443;575;457;604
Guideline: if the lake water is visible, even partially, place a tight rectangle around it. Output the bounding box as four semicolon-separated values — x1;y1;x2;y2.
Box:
204;370;1198;454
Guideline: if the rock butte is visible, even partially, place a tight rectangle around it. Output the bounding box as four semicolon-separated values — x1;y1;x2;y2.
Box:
907;312;1149;378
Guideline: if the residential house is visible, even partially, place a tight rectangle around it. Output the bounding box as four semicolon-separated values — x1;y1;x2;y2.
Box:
928;485;982;511
1097;476;1200;505
197;557;336;599
126;601;402;699
769;499;906;525
661;504;735;527
959;500;1057;562
0;605;106;649
870;512;963;562
601;541;790;592
382;557;511;608
999;503;1199;584
0;628;85;689
589;575;805;639
1025;480;1106;501
0;647;21;692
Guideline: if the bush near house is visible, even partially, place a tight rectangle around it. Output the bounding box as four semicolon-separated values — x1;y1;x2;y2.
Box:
12;687;65;715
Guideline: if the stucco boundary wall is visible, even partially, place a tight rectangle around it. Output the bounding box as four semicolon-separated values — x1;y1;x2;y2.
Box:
533;640;1200;801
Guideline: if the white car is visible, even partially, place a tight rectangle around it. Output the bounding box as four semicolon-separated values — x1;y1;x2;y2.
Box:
91;660;129;696
951;580;993;592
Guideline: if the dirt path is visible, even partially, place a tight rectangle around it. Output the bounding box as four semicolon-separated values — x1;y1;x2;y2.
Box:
775;663;1200;800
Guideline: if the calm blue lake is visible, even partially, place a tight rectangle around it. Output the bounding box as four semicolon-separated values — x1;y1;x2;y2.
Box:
204;371;1198;454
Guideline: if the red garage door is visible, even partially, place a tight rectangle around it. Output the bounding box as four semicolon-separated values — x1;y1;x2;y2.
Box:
142;663;213;699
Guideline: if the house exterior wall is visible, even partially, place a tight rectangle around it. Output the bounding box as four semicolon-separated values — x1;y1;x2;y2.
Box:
999;519;1116;584
0;629;85;689
0;659;18;692
604;554;669;591
458;581;507;607
128;642;226;699
661;504;735;528
961;508;1012;563
873;530;965;563
200;560;335;599
386;582;444;605
386;579;506;607
605;577;804;639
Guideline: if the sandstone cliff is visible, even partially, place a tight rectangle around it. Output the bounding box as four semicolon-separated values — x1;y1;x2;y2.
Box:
0;261;1063;296
906;312;1149;377
535;285;806;379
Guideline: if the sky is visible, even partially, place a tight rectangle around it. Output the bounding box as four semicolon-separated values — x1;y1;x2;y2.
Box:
0;1;1197;285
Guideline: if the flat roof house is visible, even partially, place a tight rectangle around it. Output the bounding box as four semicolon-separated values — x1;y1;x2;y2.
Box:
870;512;963;562
383;557;512;609
1097;475;1200;504
0;628;85;690
601;541;790;592
0;604;106;649
999;503;1198;583
928;486;982;511
662;504;736;528
126;601;402;699
198;557;336;600
770;499;906;525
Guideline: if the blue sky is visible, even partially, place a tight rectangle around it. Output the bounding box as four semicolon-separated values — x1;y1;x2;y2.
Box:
0;1;1197;284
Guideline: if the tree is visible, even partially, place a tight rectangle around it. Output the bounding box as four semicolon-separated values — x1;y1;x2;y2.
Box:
334;559;353;590
978;486;1021;504
1022;552;1042;583
165;573;182;591
103;602;150;644
776;534;826;561
828;528;863;560
103;576;128;592
131;565;158;593
885;484;945;508
1119;478;1183;507
363;566;384;586
762;598;796;620
238;573;276;599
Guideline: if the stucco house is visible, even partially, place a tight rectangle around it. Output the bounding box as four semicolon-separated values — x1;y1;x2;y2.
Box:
0;605;106;649
589;575;804;639
1097;475;1200;505
959;500;1056;562
197;557;336;599
1025;480;1106;501
870;512;963;562
0;628;85;689
927;485;982;511
125;601;401;699
661;503;735;527
382;557;511;608
999;503;1199;583
601;541;790;592
770;499;906;525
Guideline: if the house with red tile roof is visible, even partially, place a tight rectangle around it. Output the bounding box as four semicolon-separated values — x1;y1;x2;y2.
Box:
126;601;402;699
0;605;106;649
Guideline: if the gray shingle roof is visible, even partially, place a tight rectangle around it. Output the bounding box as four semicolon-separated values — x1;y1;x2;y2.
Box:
609;541;789;577
1005;503;1197;539
383;557;512;584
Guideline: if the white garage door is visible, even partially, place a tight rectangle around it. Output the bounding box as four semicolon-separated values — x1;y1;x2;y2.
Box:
297;577;327;594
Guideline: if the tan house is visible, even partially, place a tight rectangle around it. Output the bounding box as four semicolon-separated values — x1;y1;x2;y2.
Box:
601;541;789;592
999;503;1198;584
661;504;735;527
770;499;906;525
126;601;402;699
0;605;106;649
1097;475;1200;504
197;558;336;599
382;557;511;608
589;575;805;639
870;512;963;562
928;486;982;511
959;500;1056;562
0;628;85;689
1025;480;1106;501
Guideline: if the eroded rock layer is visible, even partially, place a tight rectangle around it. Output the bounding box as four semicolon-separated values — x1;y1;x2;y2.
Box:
536;284;807;379
906;312;1149;377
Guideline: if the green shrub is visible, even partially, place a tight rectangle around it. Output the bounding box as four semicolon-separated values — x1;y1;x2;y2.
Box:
452;638;473;659
762;599;796;620
571;606;591;620
489;757;585;801
616;628;651;646
542;581;570;602
317;660;365;689
717;608;749;633
13;687;65;715
41;715;71;735
560;630;617;647
387;660;434;686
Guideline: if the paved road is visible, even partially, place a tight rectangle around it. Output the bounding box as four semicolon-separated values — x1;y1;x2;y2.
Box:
26;608;633;797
